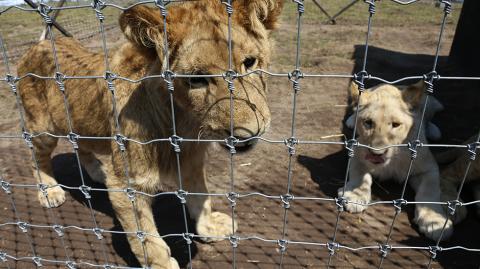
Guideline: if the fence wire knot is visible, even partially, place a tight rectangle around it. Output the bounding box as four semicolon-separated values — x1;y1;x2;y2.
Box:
114;134;126;152
440;0;452;14
79;185;91;199
393;198;407;212
227;191;238;207
37;3;53;25
68;132;80;149
225;136;238;154
163;70;176;92
33;256;42;267
327;242;339;256
53;225;64;237
22;132;33;148
105;71;117;92
364;0;376;15
353;71;369;92
284;137;298;155
292;0;305;15
229;235;239;248
92;0;106;21
169;135;182;153
5;74;17;93
278;239;288;253
429;245;443;259
345;139;357;158
423;71;439;94
335;196;347;212
155;0;170;17
447;200;462;216
93;228;104;240
37;183;48;196
289;69;303;92
125;187;136;201
0;180;11;194
55;72;66;92
280;194;294;209
183;233;194;245
221;0;233;15
379;244;391;258
467;141;479;161
17;221;29;233
136;231;146;242
0;251;6;262
408;140;422;159
223;70;237;86
66;261;76;269
176;189;188;204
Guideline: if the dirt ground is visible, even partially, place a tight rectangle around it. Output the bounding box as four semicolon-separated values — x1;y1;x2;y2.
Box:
1;1;479;269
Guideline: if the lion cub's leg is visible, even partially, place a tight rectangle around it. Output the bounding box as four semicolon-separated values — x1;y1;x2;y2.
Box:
78;150;107;184
410;171;453;241
106;179;179;269
184;166;236;242
339;161;372;213
32;136;66;208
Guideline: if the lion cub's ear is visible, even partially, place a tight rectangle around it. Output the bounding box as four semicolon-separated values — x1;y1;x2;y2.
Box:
119;6;163;48
234;0;284;35
402;80;425;109
349;81;370;106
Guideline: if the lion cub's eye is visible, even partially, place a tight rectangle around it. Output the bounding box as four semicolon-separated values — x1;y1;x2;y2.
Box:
189;74;209;89
363;119;373;129
243;57;257;70
392;122;401;128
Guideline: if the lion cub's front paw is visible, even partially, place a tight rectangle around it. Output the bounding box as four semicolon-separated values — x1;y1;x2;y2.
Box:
338;187;370;213
197;211;237;242
416;206;453;242
38;186;66;208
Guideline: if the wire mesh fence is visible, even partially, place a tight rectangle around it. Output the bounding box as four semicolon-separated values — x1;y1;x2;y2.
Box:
0;0;479;268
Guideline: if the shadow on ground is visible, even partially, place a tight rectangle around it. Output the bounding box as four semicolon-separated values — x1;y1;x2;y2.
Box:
52;153;198;268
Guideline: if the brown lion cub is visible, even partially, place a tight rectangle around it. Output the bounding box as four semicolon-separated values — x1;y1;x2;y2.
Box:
340;82;451;241
17;1;283;268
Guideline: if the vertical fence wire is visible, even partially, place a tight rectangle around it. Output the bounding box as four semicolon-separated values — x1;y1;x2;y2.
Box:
278;0;304;267
0;32;40;268
327;1;376;267
92;0;152;267
1;9;76;267
156;0;194;267
377;2;451;268
40;3;113;267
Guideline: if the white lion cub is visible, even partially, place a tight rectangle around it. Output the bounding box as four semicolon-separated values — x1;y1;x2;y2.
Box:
340;81;452;241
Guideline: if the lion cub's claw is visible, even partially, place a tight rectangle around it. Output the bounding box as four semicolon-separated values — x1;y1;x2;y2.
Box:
197;211;237;242
38;185;66;208
338;188;370;213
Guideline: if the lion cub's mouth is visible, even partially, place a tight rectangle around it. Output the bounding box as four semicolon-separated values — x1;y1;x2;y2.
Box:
365;152;386;165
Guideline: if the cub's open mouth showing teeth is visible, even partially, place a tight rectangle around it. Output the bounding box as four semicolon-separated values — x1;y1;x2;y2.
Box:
365;153;386;164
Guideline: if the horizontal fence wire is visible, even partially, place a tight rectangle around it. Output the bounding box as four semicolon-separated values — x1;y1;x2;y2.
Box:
0;0;479;268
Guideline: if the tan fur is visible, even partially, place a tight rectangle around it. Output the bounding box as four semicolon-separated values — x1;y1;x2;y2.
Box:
341;82;453;241
17;1;283;268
